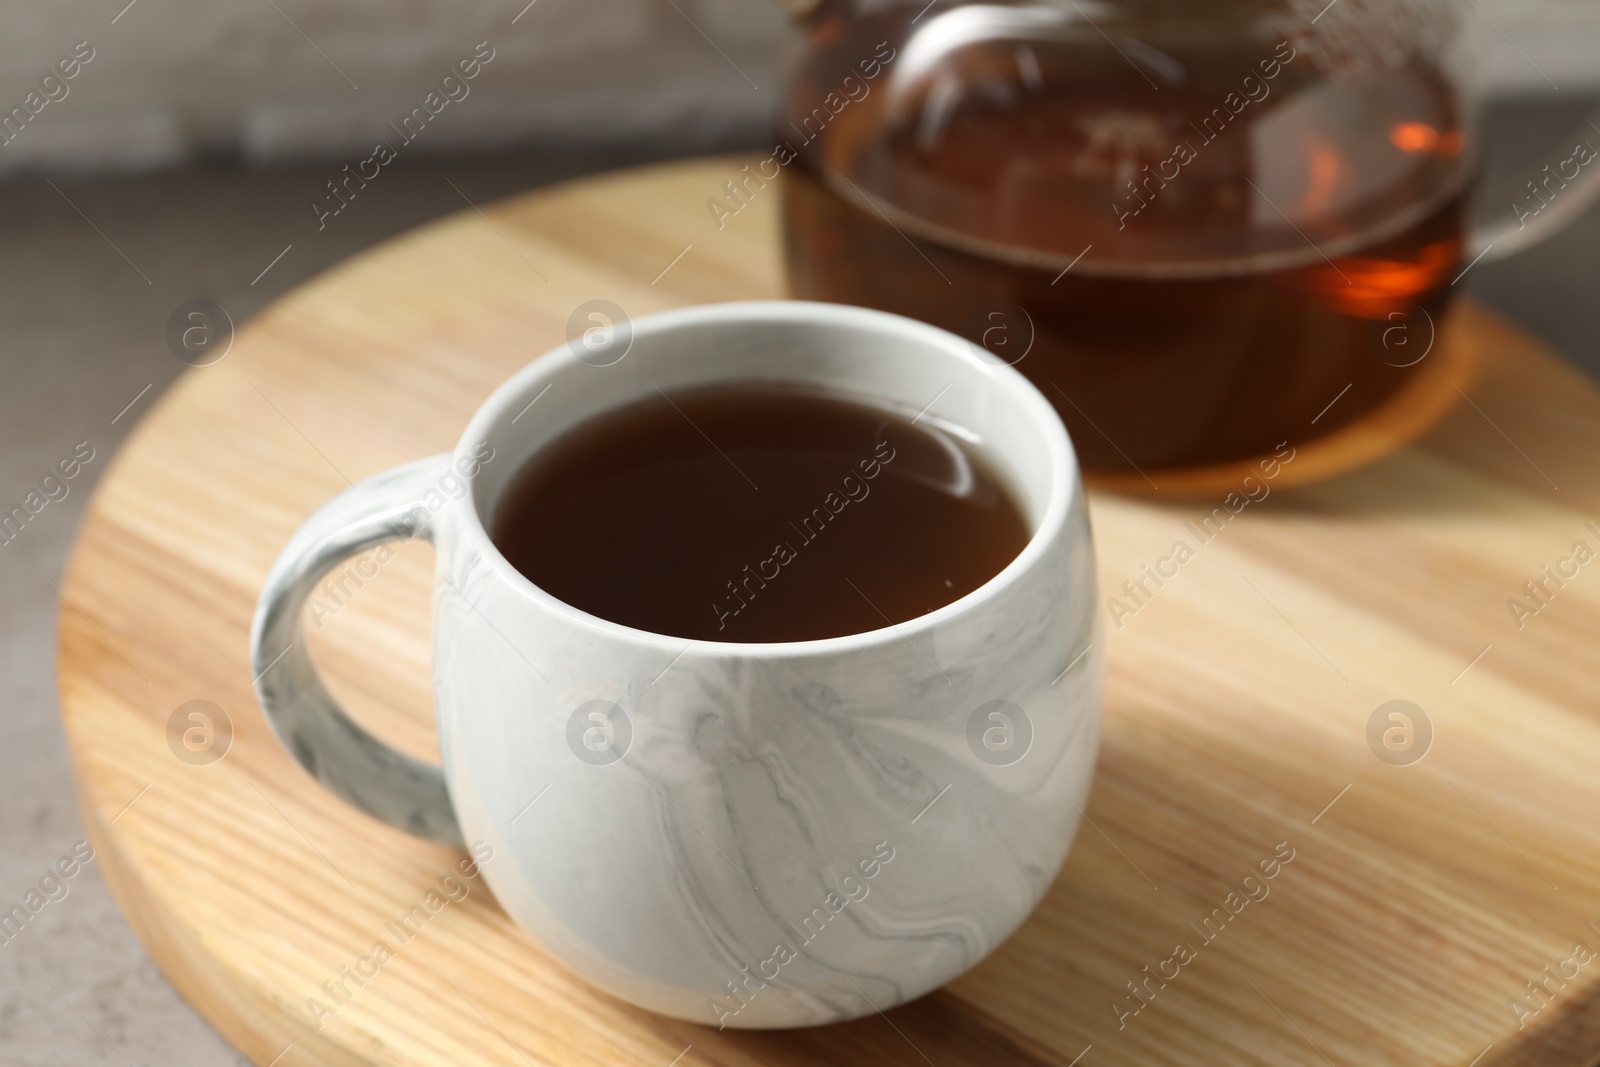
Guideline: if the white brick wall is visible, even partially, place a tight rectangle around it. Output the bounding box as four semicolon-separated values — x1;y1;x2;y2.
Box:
0;0;1590;173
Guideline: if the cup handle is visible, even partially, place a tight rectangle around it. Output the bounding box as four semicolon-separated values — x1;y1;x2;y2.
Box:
1470;99;1600;264
251;455;464;848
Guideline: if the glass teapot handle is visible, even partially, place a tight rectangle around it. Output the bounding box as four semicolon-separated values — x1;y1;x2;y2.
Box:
1470;98;1600;264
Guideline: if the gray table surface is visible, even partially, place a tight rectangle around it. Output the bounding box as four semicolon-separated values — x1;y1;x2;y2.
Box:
1;99;1596;1065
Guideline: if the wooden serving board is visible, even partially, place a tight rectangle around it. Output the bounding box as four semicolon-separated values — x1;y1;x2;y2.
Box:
59;156;1600;1067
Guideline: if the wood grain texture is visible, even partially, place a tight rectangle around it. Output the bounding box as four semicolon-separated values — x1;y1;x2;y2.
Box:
58;155;1600;1067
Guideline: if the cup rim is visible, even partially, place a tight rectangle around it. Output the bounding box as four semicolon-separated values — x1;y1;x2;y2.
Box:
453;300;1080;657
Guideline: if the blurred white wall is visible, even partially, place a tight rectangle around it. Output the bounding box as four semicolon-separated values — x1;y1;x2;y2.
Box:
0;0;787;172
0;0;1592;174
1455;0;1600;95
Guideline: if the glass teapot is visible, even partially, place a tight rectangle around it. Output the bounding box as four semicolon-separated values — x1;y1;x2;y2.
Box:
779;0;1600;488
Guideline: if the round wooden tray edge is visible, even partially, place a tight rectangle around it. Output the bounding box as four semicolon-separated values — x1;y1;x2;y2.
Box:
68;743;346;1067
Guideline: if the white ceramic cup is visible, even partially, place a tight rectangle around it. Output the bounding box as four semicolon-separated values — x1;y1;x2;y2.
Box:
252;300;1102;1029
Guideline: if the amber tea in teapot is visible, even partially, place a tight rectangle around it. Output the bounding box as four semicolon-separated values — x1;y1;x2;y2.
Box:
781;0;1473;478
